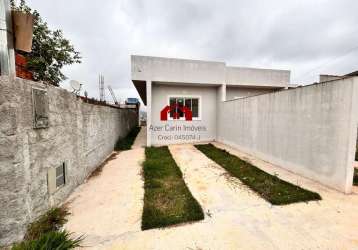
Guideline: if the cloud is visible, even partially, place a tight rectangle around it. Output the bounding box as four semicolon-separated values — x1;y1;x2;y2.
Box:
26;0;358;98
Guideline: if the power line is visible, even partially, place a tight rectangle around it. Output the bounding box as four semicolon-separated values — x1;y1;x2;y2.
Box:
294;44;358;82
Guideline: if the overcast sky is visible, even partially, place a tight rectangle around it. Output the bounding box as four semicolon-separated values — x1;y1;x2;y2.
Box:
25;0;358;104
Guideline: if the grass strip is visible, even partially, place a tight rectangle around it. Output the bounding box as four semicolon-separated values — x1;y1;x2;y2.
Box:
195;144;321;205
142;146;204;230
115;126;141;151
354;168;358;186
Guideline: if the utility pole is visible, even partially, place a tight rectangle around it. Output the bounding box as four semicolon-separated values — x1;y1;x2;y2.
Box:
0;0;15;76
99;74;105;102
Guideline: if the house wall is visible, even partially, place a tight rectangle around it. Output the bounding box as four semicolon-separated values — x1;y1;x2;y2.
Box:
226;87;274;100
150;83;217;145
131;55;291;88
217;77;358;193
0;76;138;246
225;66;290;88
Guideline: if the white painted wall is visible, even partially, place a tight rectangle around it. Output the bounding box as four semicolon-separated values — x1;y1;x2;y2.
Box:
226;66;290;87
150;83;217;145
226;87;273;100
217;77;358;193
131;55;290;88
132;55;225;85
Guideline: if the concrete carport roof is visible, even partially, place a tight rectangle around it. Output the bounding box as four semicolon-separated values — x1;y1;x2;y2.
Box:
131;55;293;105
133;80;147;105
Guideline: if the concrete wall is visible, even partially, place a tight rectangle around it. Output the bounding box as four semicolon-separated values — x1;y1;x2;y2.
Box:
150;83;217;145
225;66;290;88
0;76;138;246
319;74;342;83
217;77;358;193
226;87;274;100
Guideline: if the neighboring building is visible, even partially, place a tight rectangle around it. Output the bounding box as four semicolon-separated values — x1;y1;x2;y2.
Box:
319;71;358;83
131;55;294;146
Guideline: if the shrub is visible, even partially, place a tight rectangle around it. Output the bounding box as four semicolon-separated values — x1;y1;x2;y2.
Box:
24;207;69;241
12;231;82;250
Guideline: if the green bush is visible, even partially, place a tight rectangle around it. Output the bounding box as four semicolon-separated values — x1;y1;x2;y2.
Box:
12;231;82;250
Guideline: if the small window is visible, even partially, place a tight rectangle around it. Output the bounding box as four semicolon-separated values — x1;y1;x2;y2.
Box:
55;163;66;188
169;97;200;120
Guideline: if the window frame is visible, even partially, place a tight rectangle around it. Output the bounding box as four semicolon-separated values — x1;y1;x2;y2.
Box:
167;95;202;121
55;162;66;189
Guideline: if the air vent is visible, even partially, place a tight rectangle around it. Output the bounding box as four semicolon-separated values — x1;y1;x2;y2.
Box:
48;162;67;194
55;163;66;188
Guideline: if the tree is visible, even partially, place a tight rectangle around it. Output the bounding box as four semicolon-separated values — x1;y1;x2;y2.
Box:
10;0;81;86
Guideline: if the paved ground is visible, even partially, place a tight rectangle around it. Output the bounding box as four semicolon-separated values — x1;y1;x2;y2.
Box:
65;134;358;250
107;143;358;250
132;126;146;149
64;127;146;249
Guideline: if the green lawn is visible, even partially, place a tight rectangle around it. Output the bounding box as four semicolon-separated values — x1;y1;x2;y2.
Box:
354;168;358;186
114;126;141;151
195;144;321;205
142;146;204;230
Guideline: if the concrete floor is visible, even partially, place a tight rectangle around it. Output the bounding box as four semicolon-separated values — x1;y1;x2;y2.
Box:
64;127;146;249
65;133;358;250
132;126;146;149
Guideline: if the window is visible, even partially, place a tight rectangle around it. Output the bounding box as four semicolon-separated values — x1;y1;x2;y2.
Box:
55;163;66;188
169;96;200;120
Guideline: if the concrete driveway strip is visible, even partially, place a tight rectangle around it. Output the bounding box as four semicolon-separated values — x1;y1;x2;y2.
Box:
107;144;358;250
64;149;145;249
64;139;358;250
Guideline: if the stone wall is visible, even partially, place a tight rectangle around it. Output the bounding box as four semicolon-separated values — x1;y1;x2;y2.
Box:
0;76;138;246
217;77;358;193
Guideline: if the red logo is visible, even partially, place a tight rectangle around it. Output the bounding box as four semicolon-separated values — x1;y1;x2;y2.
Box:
160;104;192;121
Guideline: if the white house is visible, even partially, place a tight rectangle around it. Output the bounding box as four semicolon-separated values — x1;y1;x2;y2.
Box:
131;55;294;146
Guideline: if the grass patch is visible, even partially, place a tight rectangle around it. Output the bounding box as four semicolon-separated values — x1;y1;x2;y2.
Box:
195;144;321;205
114;126;141;151
142;146;204;230
24;207;69;240
11;206;83;250
354;168;358;186
12;231;82;250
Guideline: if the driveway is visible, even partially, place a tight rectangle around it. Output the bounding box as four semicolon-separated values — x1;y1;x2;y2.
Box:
64;128;146;249
65;138;358;249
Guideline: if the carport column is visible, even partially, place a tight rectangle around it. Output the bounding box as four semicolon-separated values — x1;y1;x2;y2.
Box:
0;0;16;76
219;83;226;102
216;83;226;142
146;80;152;146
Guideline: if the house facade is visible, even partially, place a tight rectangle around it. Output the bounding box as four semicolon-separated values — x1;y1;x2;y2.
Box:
131;55;294;146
